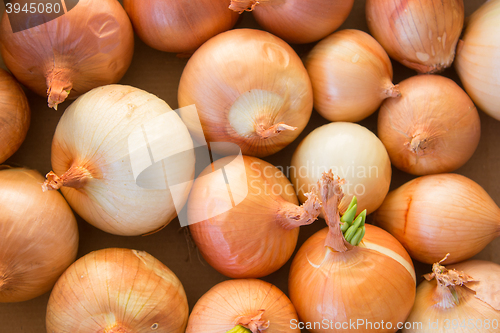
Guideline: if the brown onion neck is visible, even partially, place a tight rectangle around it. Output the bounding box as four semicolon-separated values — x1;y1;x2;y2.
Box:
234;310;269;333
382;81;401;99
103;324;131;333
318;171;353;252
46;69;73;110
276;188;321;230
229;0;260;13
255;122;296;139
42;166;93;192
406;133;429;155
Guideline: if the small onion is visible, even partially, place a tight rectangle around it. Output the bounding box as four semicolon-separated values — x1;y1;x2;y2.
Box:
0;68;30;164
0;167;78;303
0;0;134;109
186;279;299;333
43;85;195;236
373;173;500;264
188;155;321;278
306;29;400;122
229;0;354;44
366;0;464;73
378;75;480;175
291;122;391;215
289;172;416;333
178;28;313;157
123;0;238;53
404;257;500;333
46;248;189;333
455;0;500;120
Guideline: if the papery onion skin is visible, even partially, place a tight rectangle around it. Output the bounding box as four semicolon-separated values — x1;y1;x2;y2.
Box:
230;0;354;44
455;0;500;120
378;75;480;175
186;279;300;333
46;85;195;236
46;248;188;333
188;155;320;278
290;122;391;215
0;68;30;164
123;0;238;53
366;0;464;73
373;174;500;264
306;29;400;122
0;168;78;303
289;224;416;333
0;0;134;109
403;260;500;333
178;28;313;157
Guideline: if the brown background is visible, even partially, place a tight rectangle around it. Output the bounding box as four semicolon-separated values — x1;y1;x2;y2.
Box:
1;0;498;332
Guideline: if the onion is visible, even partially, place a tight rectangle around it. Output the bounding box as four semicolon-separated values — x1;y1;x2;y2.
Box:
123;0;238;54
455;0;500;120
366;0;464;73
229;0;354;44
289;172;416;333
373;173;500;264
306;29;400;122
42;84;195;236
403;256;500;333
178;28;313;157
378;74;480;175
188;155;321;278
0;68;30;164
0;0;134;109
291;122;391;215
46;248;189;332
186;279;299;333
0;167;78;303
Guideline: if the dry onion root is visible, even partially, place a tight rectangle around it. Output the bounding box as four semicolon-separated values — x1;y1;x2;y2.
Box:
0;168;78;303
0;68;30;164
46;248;189;333
0;0;134;109
186;279;300;333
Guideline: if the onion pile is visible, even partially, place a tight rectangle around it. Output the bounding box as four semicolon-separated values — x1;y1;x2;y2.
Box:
373;173;500;264
0;0;134;109
43;84;195;236
186;279;299;333
455;0;500;120
0;167;78;303
178;28;313;157
378;75;480;175
291;122;391;215
306;29;400;122
46;248;189;333
404;256;500;332
0;68;30;164
366;0;464;73
123;0;238;54
188;155;321;278
289;172;416;333
229;0;354;44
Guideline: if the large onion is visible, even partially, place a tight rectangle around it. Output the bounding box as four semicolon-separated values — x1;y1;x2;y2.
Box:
0;167;78;303
0;0;134;109
43;85;195;236
455;0;500;120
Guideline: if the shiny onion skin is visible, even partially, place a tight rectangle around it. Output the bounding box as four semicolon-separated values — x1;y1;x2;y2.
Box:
188;156;321;278
373;174;500;264
229;0;354;44
178;29;313;157
378;75;480;175
455;0;500;120
123;0;238;53
186;279;300;333
0;0;134;109
46;248;189;333
0;68;30;164
366;0;464;73
0;168;78;303
306;29;400;122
